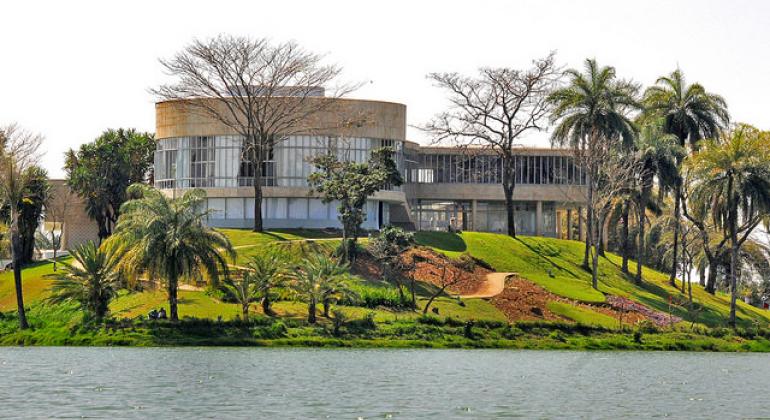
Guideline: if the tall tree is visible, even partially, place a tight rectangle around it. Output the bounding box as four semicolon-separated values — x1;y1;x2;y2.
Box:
153;34;357;232
308;147;402;263
422;53;559;237
65;128;154;241
687;125;770;327
0;166;49;264
0;124;44;329
548;58;641;269
632;122;683;284
643;69;729;287
109;184;234;321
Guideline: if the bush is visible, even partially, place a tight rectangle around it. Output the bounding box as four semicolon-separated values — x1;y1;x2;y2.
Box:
347;312;377;332
341;284;412;309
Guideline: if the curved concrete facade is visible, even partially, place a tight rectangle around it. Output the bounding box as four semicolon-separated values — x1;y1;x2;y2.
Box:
155;96;408;230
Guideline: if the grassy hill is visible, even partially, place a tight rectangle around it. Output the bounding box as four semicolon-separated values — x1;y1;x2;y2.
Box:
414;231;770;328
1;229;768;332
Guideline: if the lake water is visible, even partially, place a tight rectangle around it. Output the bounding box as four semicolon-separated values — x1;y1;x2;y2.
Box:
0;347;766;419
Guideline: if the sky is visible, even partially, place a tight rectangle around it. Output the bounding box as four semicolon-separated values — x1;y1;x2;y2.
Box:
1;0;769;178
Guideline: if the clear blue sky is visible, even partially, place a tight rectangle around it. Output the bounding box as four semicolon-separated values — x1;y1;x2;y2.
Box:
2;0;768;178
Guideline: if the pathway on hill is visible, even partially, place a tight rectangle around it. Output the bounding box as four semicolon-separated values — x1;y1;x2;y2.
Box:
459;272;514;299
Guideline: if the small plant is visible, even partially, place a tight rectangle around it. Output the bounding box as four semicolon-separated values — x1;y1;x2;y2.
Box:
332;310;347;337
463;320;475;339
633;330;643;344
549;330;566;342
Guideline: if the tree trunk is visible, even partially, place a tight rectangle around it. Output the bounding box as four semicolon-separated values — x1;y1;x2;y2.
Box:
583;180;594;270
308;298;317;324
706;262;717;294
699;264;706;287
635;196;646;285
669;185;681;287
52;227;58;272
323;298;331;318
727;178;738;329
261;293;274;316
502;156;517;238
253;170;264;232
621;200;630;274
168;275;179;322
423;286;448;315
242;302;250;322
11;211;28;329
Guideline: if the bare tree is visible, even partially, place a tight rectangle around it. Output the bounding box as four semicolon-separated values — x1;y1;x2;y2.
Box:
422;53;560;237
153;34;357;232
422;262;463;315
43;184;74;271
0;124;44;329
585;152;640;289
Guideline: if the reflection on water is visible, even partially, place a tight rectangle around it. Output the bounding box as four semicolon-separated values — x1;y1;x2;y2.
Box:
0;347;766;419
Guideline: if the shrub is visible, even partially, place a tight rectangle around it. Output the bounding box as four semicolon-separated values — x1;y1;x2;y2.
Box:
332;310;347;337
347;312;377;332
342;284;412;309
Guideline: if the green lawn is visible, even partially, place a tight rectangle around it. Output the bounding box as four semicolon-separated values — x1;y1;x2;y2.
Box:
5;229;767;331
546;301;618;329
415;231;770;328
0;257;71;310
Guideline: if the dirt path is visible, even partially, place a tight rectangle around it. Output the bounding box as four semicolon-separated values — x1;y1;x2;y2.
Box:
459;272;514;298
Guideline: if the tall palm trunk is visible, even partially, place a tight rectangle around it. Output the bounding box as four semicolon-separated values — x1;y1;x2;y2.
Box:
621;200;630;274
727;177;739;328
583;174;594;269
241;302;250;321
635;196;646;285
11;209;28;329
308;297;317;324
168;271;179;321
669;184;681;287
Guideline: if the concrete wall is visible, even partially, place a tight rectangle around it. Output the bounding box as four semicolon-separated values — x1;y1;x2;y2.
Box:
46;180;100;251
156;98;407;141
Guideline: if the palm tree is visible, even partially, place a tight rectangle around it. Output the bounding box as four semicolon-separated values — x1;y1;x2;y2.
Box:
289;254;352;324
643;69;729;287
688;125;770;327
109;184;235;321
632;122;684;284
47;242;122;321
548;58;641;270
0;125;45;329
241;250;290;316
219;273;259;321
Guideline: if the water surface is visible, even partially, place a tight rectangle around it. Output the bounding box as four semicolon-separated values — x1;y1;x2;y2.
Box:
0;347;765;419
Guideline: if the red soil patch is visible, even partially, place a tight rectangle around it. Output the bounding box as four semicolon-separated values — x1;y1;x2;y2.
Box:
491;276;649;326
351;247;490;295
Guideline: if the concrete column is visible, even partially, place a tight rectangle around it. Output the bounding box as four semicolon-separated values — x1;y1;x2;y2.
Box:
577;207;583;240
566;208;573;240
535;201;543;236
471;199;478;232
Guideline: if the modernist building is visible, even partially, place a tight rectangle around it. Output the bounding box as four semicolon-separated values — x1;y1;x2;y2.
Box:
153;92;588;238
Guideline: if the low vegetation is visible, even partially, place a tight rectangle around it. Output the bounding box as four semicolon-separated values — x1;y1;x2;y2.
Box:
3;226;770;350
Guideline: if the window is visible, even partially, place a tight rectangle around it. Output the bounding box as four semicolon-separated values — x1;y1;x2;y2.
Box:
190;136;215;187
